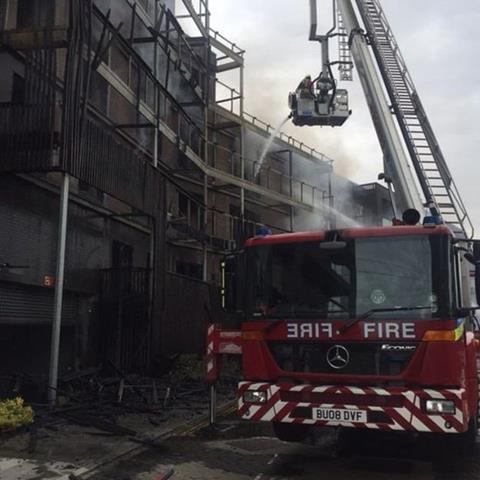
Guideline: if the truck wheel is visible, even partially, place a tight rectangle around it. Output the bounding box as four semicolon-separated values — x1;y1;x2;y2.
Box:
459;414;478;451
273;423;308;443
445;413;479;454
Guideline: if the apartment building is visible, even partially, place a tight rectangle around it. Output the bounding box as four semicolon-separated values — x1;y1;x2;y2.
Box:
0;0;391;398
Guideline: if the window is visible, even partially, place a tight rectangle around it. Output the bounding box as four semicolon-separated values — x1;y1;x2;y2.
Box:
109;88;136;124
110;39;129;84
17;0;54;28
89;70;109;114
11;73;25;104
137;0;154;16
178;192;203;230
175;261;203;280
130;60;139;93
178;193;188;217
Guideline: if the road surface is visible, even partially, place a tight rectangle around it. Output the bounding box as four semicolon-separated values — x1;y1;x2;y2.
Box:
91;415;480;480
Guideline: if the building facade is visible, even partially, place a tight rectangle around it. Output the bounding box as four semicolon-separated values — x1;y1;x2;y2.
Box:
0;0;391;398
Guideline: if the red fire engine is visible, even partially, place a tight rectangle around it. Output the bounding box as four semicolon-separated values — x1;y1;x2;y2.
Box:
208;224;480;444
206;0;480;446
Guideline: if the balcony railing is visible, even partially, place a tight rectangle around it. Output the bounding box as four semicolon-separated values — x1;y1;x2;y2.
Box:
209;28;245;57
168;204;290;252
0;101;160;215
207;139;330;209
0;103;59;172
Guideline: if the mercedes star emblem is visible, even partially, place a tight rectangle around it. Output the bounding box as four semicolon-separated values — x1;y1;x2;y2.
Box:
326;345;350;369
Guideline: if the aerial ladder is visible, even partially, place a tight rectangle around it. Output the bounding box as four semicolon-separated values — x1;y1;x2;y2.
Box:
291;0;474;239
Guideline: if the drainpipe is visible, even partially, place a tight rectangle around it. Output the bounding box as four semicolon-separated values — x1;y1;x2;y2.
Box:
48;173;70;406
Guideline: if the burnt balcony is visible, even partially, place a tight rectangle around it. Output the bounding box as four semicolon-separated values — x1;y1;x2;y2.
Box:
0;26;68;50
0;103;60;172
0;102;160;217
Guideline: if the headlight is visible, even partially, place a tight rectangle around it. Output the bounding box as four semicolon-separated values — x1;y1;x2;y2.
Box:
243;390;267;404
425;399;455;414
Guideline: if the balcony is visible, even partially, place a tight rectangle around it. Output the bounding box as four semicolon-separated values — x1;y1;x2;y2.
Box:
0;103;60;172
0;26;68;50
0;102;160;216
167;202;288;252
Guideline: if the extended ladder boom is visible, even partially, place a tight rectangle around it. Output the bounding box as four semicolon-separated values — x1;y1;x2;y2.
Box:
336;0;425;215
337;0;473;238
354;0;473;239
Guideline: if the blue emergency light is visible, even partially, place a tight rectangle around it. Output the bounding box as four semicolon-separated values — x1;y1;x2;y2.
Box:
255;226;272;237
423;215;443;227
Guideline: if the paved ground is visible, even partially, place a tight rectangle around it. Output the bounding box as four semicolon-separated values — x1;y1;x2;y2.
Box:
2;404;479;479
89;416;480;480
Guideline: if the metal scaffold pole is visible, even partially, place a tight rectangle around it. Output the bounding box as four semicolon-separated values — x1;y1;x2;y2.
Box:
203;0;210;283
203;0;217;424
209;383;217;425
48;172;70;406
203;174;208;282
240;61;245;221
153;0;159;168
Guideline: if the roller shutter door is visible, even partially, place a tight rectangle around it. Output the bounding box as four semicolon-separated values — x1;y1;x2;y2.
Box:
0;282;78;325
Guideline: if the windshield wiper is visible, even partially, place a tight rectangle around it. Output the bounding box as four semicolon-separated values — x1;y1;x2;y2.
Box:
340;306;433;334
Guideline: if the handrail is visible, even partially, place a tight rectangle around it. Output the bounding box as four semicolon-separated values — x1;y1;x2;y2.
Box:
208;28;245;56
215;77;240;96
207;138;329;209
170;203;291;247
210;103;333;165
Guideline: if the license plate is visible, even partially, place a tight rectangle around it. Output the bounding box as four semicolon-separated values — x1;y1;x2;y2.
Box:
313;407;367;423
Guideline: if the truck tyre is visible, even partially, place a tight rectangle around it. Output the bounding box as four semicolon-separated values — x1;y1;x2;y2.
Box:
273;423;308;443
443;411;479;454
458;414;478;451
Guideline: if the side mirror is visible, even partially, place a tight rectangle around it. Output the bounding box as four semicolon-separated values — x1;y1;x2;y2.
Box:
473;241;480;307
220;253;243;314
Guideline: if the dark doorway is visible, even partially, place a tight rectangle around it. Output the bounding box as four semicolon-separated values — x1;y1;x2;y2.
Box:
99;267;151;374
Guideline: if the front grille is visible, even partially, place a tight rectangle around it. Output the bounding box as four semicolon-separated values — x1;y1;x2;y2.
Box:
268;342;418;376
280;391;405;407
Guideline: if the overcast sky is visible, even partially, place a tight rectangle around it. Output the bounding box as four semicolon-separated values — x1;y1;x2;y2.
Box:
208;0;480;232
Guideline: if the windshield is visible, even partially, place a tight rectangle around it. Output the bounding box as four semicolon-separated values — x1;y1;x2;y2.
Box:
246;235;450;320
